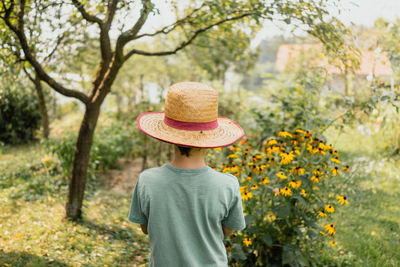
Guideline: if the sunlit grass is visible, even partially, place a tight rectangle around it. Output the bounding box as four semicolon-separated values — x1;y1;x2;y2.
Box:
325;126;400;267
0;143;149;266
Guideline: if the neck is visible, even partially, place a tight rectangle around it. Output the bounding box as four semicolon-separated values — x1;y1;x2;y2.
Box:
170;146;208;169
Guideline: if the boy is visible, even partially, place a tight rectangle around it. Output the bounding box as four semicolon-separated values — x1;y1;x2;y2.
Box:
128;82;246;266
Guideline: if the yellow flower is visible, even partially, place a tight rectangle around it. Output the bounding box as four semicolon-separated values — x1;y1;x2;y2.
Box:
43;157;52;164
301;189;307;197
343;165;350;172
241;191;253;200
240;186;247;193
280;152;295;164
260;164;268;170
318;211;327;217
267;211;276;222
280;186;292;197
277;172;287;179
320;231;325;236
330;240;336;247
243;238;252;247
325;204;335;213
330;157;341;164
324;224;336;236
296;129;304;134
288;180;301;189
251;184;259;190
318;142;327;150
313;169;323;176
236;147;241;152
278;131;293;138
267;139;278;146
229;146;235;151
231;166;239;173
330;167;340;176
332;150;339;157
222;167;230;173
246;176;252;181
267;146;281;155
228;154;238;158
316;148;326;155
336;195;349;205
260;177;270;184
291;167;305;175
311;175;319;183
214;147;222;152
307;144;313;153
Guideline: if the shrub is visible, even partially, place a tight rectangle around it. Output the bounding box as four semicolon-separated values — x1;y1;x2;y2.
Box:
209;129;352;266
0;86;41;144
43;121;138;179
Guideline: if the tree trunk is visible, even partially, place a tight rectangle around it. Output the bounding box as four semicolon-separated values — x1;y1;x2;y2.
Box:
65;102;101;221
33;74;50;138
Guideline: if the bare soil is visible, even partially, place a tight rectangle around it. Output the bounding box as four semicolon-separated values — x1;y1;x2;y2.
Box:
104;158;143;194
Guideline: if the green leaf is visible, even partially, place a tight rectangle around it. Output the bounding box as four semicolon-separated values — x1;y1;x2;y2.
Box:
231;243;247;261
262;234;273;246
282;245;295;265
276;204;291;218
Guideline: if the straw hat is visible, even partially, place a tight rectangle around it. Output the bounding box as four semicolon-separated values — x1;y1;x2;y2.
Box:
137;82;244;148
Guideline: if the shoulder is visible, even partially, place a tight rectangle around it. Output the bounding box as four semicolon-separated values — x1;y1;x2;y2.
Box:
139;166;165;178
137;166;166;185
208;168;240;189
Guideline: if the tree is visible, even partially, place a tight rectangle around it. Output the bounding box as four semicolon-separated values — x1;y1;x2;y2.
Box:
0;0;348;221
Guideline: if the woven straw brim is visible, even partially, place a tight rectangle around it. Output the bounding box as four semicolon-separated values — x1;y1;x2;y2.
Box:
137;112;244;148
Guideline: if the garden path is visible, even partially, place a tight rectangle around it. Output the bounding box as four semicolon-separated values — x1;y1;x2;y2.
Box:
105;158;142;194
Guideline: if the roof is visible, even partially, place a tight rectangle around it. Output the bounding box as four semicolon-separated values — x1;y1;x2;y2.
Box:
275;44;393;76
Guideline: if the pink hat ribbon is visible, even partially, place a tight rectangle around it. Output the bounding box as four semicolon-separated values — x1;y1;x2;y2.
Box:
164;116;218;131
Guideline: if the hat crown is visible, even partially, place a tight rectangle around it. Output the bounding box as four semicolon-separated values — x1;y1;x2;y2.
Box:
164;82;218;122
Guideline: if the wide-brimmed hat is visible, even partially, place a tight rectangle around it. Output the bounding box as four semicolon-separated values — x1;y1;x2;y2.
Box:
136;82;244;148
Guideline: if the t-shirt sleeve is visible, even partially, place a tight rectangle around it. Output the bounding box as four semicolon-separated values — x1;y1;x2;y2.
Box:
222;179;246;231
128;176;148;225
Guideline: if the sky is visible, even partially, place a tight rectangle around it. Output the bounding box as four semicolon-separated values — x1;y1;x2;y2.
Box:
337;0;400;26
253;0;400;46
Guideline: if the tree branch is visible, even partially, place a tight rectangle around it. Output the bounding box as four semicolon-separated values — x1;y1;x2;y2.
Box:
43;32;66;62
132;3;207;40
104;0;119;30
0;0;90;104
115;0;151;61
92;0;119;91
124;12;254;60
71;0;103;26
22;66;35;83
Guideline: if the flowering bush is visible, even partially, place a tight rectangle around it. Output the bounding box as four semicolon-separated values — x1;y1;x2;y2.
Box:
209;130;351;266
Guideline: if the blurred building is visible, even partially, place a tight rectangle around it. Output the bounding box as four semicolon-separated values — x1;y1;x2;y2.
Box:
275;44;393;95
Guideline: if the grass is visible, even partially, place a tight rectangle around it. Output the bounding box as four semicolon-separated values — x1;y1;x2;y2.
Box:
0;142;150;266
324;126;400;266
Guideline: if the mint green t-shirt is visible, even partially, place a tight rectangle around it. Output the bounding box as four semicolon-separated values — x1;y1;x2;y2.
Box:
128;163;246;267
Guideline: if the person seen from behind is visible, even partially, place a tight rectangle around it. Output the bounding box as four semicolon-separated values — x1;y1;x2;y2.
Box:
128;82;246;266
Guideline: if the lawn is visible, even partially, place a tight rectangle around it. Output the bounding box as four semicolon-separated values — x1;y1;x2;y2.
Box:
0;124;399;266
325;126;400;266
0;142;150;267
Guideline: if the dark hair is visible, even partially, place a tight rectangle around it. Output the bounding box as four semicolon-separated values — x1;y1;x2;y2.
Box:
177;145;192;157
